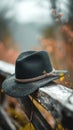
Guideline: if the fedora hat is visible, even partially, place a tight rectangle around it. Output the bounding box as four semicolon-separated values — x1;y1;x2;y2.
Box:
2;50;67;97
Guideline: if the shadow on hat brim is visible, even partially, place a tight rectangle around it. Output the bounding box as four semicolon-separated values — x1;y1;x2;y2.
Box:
2;70;67;98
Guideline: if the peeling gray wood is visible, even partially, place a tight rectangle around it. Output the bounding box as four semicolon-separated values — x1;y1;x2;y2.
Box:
31;83;73;130
40;83;73;112
31;83;73;118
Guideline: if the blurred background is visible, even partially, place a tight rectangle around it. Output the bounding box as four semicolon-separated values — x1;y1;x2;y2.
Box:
0;0;73;130
0;0;73;88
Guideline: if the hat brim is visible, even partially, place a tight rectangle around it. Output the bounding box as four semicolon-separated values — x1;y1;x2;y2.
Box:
2;70;67;98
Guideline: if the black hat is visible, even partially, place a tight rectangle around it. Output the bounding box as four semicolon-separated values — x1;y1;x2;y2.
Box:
2;50;67;97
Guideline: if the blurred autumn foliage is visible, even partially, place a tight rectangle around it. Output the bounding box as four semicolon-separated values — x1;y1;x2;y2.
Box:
0;42;19;64
0;19;19;64
0;14;73;130
40;20;73;89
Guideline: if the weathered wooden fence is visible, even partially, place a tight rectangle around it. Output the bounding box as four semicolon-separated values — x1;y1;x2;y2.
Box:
0;61;73;130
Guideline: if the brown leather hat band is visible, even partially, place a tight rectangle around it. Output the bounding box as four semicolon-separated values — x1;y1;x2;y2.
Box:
15;70;55;83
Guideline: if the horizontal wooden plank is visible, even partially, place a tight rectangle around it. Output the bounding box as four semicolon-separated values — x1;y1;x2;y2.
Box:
0;61;15;75
40;83;73;113
31;83;73;130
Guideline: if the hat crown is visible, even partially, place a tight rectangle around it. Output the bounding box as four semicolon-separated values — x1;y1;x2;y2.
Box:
15;51;53;79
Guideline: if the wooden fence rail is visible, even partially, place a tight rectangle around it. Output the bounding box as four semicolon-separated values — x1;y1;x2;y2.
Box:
0;61;73;130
